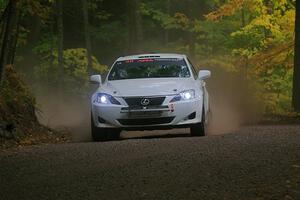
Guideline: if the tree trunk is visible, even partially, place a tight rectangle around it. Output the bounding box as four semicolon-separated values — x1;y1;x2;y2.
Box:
127;0;135;54
164;0;171;45
188;32;195;59
186;0;195;59
293;0;300;111
26;15;42;49
82;0;93;74
241;6;248;80
57;0;64;84
127;0;143;54
49;3;56;86
0;0;20;84
135;0;143;52
0;5;9;55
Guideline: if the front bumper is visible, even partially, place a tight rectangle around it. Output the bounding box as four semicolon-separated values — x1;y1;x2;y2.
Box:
91;96;203;129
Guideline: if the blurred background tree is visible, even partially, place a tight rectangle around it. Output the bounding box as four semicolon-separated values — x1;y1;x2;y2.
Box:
0;0;297;115
293;0;300;111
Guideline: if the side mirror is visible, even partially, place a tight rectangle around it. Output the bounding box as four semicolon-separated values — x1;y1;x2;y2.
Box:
198;70;211;80
90;75;102;85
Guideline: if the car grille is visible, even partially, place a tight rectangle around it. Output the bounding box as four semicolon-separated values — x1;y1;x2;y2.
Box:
118;117;175;126
123;96;166;107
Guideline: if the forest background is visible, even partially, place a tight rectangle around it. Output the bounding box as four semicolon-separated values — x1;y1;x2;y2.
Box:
0;0;298;130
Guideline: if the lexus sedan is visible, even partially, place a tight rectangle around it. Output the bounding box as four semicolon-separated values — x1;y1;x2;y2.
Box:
90;53;211;141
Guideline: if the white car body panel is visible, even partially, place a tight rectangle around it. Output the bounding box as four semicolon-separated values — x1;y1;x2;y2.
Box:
91;53;210;130
100;78;200;97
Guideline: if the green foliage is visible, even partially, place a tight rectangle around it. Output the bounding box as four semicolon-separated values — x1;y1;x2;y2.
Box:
140;3;187;30
0;66;36;112
13;0;296;115
21;0;53;20
0;0;8;12
92;21;127;44
33;37;108;94
0;66;37;139
204;0;295;114
254;66;293;114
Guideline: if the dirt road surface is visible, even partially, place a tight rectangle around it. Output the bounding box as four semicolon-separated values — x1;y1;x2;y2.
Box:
1;125;300;200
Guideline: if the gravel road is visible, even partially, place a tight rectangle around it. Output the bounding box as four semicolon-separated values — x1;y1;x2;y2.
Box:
1;125;300;200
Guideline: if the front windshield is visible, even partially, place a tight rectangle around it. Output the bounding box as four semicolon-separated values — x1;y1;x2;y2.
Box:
108;58;190;81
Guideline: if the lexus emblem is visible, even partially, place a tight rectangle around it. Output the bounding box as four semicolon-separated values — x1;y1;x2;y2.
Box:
141;98;150;106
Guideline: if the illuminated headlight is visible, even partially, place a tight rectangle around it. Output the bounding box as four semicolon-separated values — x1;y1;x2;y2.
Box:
170;90;195;103
99;95;108;104
94;93;121;105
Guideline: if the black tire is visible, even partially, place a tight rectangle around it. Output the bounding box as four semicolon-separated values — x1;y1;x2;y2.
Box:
91;114;108;141
190;107;206;137
91;113;121;141
107;129;121;140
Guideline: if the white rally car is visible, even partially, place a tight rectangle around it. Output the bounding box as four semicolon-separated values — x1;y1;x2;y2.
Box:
90;54;211;141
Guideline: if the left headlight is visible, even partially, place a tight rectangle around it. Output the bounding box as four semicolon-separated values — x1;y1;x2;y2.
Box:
94;93;121;105
170;89;195;103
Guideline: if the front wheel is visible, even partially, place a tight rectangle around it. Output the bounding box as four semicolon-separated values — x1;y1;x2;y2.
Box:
91;114;121;141
190;108;206;137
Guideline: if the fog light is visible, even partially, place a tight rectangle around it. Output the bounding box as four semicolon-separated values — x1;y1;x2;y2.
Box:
188;112;196;120
98;116;106;124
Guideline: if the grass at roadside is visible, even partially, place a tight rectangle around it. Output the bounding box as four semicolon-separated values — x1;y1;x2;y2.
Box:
0;126;70;150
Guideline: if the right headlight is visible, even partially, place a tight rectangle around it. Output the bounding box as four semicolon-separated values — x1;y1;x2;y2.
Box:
93;93;121;105
170;89;195;103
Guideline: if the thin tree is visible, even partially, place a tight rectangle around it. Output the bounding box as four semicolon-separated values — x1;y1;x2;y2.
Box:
0;0;20;84
126;0;134;54
164;0;171;45
127;0;143;54
186;0;195;59
135;0;143;51
82;0;93;74
293;0;300;111
56;0;64;84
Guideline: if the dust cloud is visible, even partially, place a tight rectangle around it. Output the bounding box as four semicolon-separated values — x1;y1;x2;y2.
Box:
206;66;261;135
34;68;261;141
35;89;92;142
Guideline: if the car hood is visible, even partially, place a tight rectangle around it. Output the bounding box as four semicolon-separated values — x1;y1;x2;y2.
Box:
102;78;196;97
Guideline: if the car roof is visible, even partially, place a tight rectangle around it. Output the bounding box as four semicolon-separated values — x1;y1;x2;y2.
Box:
116;53;187;61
